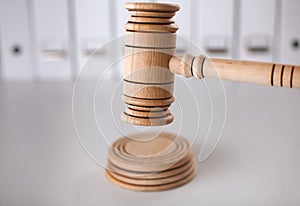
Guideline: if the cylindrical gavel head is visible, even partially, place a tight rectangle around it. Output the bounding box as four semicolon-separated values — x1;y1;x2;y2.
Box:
122;2;180;126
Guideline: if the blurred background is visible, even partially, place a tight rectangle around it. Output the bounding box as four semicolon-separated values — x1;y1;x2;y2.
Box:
0;0;300;205
0;0;299;79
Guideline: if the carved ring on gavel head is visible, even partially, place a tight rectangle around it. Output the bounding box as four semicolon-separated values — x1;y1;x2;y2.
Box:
122;2;300;127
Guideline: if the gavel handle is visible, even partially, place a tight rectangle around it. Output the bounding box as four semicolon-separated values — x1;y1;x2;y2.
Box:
169;54;300;89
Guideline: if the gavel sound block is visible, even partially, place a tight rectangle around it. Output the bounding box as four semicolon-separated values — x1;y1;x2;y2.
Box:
106;132;196;191
121;2;300;127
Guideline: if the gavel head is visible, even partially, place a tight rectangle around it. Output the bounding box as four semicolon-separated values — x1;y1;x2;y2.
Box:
121;2;180;127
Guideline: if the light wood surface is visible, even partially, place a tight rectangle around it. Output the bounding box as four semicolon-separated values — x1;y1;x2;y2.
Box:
128;10;176;18
108;162;195;186
125;32;176;48
125;2;180;12
124;47;175;83
107;160;194;179
169;55;300;88
124;107;171;118
125;22;179;33
122;95;174;107
123;80;174;99
121;111;174;126
106;132;196;191
105;168;196;192
107;133;192;172
129;16;175;24
122;3;179;126
127;104;170;112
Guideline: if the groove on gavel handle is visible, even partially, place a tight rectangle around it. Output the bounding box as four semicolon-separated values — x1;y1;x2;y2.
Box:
169;54;300;89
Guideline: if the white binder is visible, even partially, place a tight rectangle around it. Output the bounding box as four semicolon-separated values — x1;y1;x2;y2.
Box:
239;0;276;61
0;0;34;79
32;0;74;79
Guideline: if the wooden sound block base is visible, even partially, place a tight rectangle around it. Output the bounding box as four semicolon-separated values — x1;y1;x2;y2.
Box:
106;168;196;192
106;132;196;191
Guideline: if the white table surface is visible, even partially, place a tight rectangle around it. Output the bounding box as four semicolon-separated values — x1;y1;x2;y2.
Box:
0;79;299;205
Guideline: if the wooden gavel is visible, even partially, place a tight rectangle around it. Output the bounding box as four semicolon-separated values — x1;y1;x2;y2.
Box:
121;2;300;126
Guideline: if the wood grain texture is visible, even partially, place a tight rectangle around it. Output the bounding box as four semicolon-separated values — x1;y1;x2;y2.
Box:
107;159;194;179
282;65;293;88
128;10;176;18
169;54;194;78
125;22;179;33
124;47;175;83
122;3;179;126
105;168;196;192
122;95;174;107
121;113;174;126
124;107;171;118
125;2;180;12
169;55;300;88
125;32;176;48
107;133;193;172
127;104;169;112
123;81;174;99
293;66;300;88
129;16;175;24
107;162;195;186
272;64;284;87
106;132;196;191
